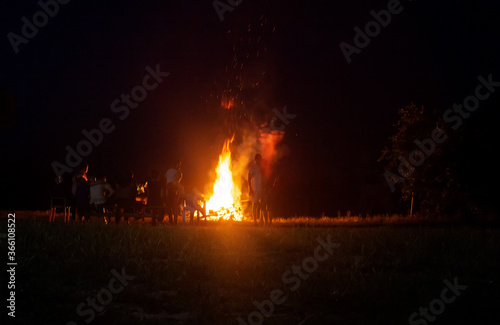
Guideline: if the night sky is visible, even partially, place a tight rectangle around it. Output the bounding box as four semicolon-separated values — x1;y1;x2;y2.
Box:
1;0;500;214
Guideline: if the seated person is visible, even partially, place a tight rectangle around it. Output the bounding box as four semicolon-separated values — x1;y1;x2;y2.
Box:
114;171;136;224
181;187;206;224
50;175;66;198
89;177;115;219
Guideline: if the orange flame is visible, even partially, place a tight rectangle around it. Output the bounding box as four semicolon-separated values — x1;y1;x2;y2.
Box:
205;138;243;221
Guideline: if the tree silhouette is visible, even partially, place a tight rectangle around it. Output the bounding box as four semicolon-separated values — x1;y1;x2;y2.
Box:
379;103;462;216
380;100;500;221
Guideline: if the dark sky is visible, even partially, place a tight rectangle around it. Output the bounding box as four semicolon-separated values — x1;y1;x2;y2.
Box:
1;0;500;213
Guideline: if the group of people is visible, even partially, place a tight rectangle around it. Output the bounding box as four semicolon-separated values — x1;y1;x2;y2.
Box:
147;160;207;225
71;164;135;223
61;153;275;225
67;160;203;225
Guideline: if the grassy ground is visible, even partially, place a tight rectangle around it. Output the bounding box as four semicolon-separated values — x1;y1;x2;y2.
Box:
1;214;499;324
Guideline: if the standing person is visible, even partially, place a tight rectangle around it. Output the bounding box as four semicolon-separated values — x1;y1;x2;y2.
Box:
165;160;183;225
263;172;279;225
71;164;88;220
147;169;165;226
72;164;89;195
114;171;136;224
260;157;275;225
75;175;90;222
248;154;265;225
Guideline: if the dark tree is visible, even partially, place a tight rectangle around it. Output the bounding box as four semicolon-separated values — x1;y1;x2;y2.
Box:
379;103;460;217
380;101;500;221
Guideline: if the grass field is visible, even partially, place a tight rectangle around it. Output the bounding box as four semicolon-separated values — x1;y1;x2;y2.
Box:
1;213;499;325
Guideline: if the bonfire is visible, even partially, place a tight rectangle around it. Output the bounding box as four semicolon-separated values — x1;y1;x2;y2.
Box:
204;137;244;221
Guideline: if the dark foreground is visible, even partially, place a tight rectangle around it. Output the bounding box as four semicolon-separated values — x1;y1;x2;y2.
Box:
1;217;499;325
